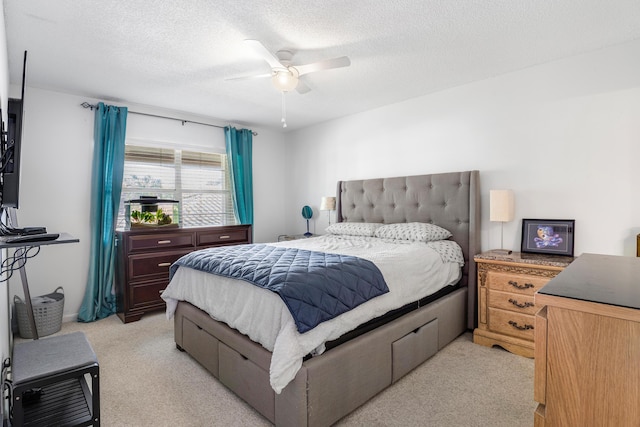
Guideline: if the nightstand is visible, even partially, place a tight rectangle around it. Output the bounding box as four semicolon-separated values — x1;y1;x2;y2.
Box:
473;251;573;358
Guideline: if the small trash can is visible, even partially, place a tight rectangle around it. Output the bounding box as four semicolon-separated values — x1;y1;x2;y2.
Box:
15;286;64;339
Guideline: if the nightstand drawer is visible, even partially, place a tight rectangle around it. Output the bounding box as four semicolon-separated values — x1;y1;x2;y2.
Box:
128;250;192;280
488;271;549;295
488;307;535;341
489;290;537;315
127;232;195;252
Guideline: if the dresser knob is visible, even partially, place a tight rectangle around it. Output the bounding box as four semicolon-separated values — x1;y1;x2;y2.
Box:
508;280;534;290
508;298;534;309
158;240;172;244
219;235;231;240
157;262;172;267
508;320;534;331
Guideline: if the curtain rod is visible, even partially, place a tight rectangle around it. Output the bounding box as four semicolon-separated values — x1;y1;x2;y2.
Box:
80;102;257;136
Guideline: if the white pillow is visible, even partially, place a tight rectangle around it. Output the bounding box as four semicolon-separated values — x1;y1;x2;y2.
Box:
374;222;452;242
325;222;383;237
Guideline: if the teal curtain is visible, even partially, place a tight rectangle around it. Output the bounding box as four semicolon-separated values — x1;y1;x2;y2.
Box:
78;102;128;322
224;127;253;225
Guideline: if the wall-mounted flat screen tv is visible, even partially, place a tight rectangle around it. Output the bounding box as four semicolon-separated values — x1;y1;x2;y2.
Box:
1;51;27;208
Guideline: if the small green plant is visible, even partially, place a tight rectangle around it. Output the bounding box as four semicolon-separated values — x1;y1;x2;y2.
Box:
156;208;173;225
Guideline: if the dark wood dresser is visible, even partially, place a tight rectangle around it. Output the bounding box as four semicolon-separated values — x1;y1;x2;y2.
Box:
115;224;252;323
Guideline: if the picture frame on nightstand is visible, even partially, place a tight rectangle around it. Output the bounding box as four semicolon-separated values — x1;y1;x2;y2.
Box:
521;218;575;257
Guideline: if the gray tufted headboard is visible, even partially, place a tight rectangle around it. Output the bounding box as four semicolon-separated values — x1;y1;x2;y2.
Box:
336;170;480;329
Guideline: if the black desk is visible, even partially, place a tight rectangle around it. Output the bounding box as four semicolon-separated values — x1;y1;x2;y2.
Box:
0;233;79;340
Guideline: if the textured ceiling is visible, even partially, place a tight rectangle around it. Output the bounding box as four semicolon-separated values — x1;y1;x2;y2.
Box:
4;0;640;131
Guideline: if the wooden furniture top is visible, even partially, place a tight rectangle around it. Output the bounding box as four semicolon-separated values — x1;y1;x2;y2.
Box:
475;251;574;270
536;253;640;310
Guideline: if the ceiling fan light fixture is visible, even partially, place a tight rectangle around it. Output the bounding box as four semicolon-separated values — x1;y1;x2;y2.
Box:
271;69;298;92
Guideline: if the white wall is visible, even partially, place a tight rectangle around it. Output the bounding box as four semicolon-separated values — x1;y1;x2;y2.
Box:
9;87;289;320
284;39;640;257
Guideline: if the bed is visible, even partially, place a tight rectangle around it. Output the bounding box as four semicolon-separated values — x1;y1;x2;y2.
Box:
163;170;480;426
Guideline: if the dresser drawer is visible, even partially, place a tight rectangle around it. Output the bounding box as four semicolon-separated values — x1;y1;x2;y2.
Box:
128;249;192;280
129;279;167;309
488;307;535;341
198;228;250;246
127;232;195;252
487;271;549;295
489;290;537;315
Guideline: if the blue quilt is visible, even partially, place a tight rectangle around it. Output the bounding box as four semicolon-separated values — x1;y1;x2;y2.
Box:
169;244;389;333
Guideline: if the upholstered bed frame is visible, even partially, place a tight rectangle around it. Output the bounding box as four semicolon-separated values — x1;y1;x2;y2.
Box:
173;170;480;426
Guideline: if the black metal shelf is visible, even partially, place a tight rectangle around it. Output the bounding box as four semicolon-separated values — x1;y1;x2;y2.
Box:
21;377;93;426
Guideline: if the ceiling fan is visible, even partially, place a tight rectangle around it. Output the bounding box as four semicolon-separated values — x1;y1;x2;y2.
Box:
227;40;351;127
228;40;351;94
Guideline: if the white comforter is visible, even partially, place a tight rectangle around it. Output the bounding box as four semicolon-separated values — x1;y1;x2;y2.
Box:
162;235;463;393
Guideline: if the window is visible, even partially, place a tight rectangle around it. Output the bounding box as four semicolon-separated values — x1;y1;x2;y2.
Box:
117;145;236;229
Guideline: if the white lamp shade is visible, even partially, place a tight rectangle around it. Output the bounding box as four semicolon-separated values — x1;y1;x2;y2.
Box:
320;196;336;211
490;190;515;222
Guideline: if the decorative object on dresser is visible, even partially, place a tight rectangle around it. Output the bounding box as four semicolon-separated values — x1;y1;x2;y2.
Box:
115;224;251;323
521;218;574;257
301;205;313;237
473;251;573;357
534;253;640;427
489;189;515;255
320;196;336;225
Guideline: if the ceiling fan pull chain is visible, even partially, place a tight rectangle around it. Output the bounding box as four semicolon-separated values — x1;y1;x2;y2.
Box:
281;91;288;128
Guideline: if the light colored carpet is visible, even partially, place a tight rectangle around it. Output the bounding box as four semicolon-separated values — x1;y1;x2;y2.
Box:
30;313;536;426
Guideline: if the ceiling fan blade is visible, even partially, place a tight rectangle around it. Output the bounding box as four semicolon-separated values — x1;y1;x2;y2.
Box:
224;73;271;82
244;39;285;69
295;56;351;76
295;79;311;94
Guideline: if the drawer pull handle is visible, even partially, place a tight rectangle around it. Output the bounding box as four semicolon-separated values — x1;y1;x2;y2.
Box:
508;280;534;290
158;262;172;267
158;240;172;244
508;298;534;309
219;235;231;239
508;320;534;331
158;289;165;294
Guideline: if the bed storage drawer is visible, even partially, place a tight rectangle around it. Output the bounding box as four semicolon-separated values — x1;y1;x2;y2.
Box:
182;317;220;377
391;318;438;382
219;342;275;423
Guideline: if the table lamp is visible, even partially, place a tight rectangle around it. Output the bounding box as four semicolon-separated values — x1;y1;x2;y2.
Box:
320;196;336;226
490;189;515;255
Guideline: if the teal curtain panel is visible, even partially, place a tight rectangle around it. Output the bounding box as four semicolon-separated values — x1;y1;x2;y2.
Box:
225;127;254;225
78;102;128;322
